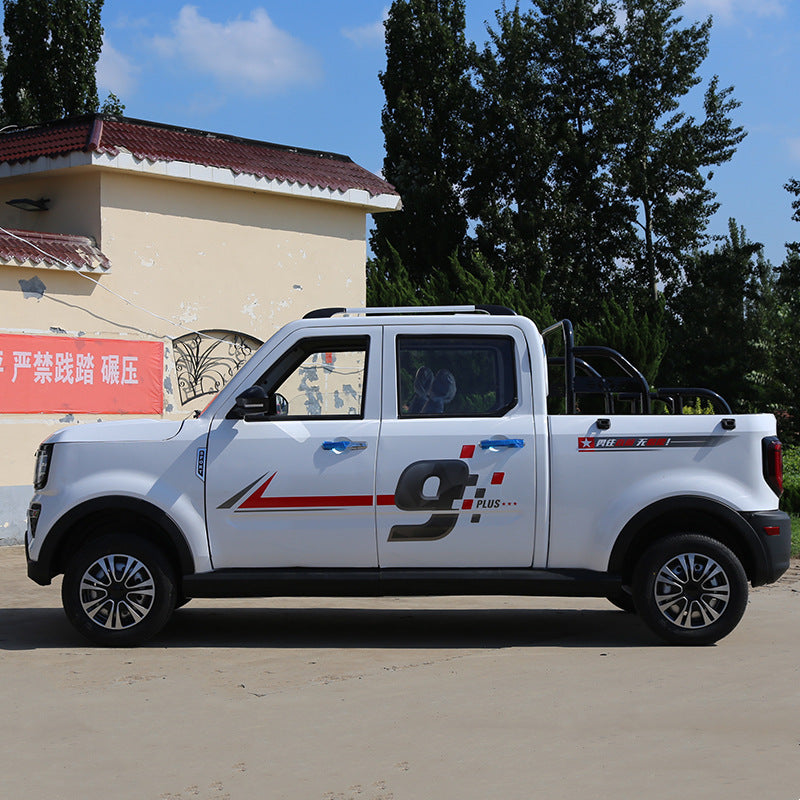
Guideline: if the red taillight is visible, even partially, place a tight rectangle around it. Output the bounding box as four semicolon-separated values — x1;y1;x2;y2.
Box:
762;437;783;497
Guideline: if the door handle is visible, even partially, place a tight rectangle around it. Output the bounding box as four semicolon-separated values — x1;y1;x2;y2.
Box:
322;440;367;452
480;439;525;449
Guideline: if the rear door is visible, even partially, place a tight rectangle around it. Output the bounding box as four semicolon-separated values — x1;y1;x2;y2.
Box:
376;324;537;568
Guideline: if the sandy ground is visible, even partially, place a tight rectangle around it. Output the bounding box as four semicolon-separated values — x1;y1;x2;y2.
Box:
1;546;799;800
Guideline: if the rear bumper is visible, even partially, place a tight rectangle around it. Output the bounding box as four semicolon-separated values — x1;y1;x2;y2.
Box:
741;510;792;586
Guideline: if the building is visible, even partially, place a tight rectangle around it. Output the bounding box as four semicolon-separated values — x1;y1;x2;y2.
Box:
0;115;400;543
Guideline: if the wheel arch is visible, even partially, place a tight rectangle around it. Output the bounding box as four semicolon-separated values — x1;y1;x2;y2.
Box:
38;496;195;583
608;496;767;587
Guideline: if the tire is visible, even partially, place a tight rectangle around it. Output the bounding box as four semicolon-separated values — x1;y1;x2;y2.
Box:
61;533;176;646
606;590;636;613
633;534;748;646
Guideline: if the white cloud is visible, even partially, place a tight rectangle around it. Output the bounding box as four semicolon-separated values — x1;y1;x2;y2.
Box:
342;8;389;48
151;6;321;95
682;0;786;20
97;36;139;96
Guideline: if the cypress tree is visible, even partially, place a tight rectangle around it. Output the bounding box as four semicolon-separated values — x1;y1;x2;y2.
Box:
369;0;475;296
2;0;104;126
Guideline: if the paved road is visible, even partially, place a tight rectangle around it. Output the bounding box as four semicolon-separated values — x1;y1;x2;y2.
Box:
1;546;799;800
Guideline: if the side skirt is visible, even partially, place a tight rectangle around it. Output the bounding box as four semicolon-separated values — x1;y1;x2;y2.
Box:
182;568;621;599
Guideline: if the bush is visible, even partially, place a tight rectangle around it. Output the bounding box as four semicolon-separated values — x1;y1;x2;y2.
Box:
781;445;800;515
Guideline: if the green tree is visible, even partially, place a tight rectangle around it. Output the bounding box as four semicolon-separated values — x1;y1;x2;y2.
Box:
769;179;800;442
663;221;777;411
369;0;476;294
612;0;746;300
2;0;104;126
466;3;550;314
528;0;634;321
0;39;7;127
100;91;124;116
579;295;667;385
785;178;800;254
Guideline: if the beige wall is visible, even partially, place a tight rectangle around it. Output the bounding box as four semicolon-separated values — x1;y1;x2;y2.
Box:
0;169;102;242
0;165;375;542
99;171;366;339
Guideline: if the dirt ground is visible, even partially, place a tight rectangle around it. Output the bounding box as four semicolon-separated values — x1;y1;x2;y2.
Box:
1;546;799;800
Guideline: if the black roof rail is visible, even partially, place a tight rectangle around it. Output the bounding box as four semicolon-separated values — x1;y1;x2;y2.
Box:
303;307;346;319
303;305;517;319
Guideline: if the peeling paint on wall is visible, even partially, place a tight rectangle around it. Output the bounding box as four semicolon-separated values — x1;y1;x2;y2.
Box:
177;301;200;325
19;276;46;299
241;294;260;323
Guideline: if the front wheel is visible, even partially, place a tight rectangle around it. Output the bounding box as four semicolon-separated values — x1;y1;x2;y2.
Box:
633;534;748;646
62;533;176;646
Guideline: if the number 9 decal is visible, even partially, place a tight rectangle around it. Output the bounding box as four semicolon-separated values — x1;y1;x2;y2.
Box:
388;460;471;542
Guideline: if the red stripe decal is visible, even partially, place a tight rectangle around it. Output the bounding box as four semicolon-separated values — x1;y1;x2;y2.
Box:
238;472;278;510
460;445;475;459
377;494;396;506
244;494;374;510
491;472;505;485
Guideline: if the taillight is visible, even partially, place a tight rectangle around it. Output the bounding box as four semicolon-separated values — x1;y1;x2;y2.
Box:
762;436;783;497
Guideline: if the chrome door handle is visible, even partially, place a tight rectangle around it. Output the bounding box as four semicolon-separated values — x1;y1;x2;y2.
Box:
480;439;525;449
322;440;367;452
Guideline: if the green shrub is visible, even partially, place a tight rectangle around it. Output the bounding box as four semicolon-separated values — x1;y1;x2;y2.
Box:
781;445;800;515
682;398;716;415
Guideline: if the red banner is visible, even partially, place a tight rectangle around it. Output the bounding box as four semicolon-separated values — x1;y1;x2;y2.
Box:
0;334;163;414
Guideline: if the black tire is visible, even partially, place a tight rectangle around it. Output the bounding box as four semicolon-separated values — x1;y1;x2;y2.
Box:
61;533;176;646
606;590;636;613
633;534;748;646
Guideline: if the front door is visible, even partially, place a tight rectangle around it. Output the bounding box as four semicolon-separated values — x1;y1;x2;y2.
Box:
204;327;380;568
376;325;537;568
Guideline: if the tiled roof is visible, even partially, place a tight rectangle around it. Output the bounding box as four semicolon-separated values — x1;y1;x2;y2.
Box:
0;115;397;199
0;227;110;272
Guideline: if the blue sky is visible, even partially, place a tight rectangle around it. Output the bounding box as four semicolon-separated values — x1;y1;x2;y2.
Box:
10;1;800;265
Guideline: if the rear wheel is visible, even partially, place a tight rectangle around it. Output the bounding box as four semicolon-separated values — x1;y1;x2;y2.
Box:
62;533;176;646
633;534;748;646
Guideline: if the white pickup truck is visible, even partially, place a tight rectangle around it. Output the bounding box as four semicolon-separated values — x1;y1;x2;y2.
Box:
26;305;791;646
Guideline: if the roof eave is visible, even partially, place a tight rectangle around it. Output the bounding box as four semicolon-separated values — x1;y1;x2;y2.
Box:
0;151;401;212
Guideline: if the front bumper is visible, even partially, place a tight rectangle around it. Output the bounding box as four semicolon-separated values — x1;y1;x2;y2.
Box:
25;501;52;586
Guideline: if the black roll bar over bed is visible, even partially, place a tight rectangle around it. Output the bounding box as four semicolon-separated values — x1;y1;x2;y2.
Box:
542;319;731;415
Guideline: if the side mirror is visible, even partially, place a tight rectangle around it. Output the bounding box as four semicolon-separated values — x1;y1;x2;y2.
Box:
228;387;289;420
229;385;269;420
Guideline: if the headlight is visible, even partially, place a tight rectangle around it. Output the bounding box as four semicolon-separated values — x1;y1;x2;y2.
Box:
33;443;53;490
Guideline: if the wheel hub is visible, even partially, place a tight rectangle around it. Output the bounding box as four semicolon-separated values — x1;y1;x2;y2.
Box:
654;552;731;630
79;554;156;630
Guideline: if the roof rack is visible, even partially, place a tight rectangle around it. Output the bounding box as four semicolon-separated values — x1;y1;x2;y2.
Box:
303;304;517;319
